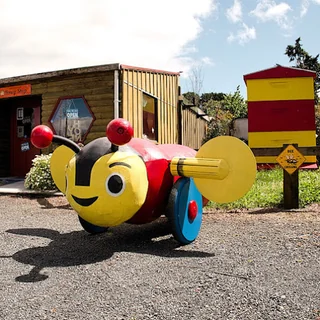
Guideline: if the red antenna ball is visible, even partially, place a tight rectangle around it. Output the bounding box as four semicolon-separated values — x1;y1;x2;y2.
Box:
31;125;53;149
106;118;134;146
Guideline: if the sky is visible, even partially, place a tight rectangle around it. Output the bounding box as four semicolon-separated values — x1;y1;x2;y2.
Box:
0;0;319;99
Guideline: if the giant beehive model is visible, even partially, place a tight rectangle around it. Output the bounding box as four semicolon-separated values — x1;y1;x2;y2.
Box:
244;65;317;165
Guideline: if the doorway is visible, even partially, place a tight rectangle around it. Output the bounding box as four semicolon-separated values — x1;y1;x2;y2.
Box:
9;96;41;177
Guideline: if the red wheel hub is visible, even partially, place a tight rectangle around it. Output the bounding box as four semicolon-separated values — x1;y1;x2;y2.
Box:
188;200;198;221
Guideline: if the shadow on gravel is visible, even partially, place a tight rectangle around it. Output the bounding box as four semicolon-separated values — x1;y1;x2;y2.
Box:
4;218;214;283
36;197;72;210
246;207;283;214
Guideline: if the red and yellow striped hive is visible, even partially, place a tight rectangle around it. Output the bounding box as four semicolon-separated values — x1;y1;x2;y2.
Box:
243;65;317;164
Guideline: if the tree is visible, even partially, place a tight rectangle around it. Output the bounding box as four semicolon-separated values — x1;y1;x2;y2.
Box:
200;92;225;103
185;64;205;107
183;92;200;105
202;86;247;143
183;91;225;113
222;85;247;119
285;37;320;102
202;100;233;142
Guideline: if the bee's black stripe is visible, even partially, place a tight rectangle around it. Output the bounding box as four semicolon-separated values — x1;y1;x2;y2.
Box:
177;158;185;177
74;138;140;186
75;137;113;186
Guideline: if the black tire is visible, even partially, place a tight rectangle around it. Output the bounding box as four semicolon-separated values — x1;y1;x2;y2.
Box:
78;216;109;234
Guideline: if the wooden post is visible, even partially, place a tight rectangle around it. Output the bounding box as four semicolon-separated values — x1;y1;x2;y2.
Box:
283;169;299;209
282;145;300;210
251;145;320;210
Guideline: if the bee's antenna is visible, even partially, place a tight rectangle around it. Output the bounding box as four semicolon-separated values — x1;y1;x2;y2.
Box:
31;125;81;153
106;118;134;149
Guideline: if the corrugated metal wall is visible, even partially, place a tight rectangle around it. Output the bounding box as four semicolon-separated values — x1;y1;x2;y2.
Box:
121;68;179;144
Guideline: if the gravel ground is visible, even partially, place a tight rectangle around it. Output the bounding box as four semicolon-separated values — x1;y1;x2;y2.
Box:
0;195;319;320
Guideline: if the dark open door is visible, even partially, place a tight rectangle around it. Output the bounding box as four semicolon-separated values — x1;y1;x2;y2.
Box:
10;96;41;177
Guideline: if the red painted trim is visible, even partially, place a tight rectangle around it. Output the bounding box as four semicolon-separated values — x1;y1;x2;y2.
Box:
120;64;180;76
48;95;96;143
244;65;316;82
248;100;316;132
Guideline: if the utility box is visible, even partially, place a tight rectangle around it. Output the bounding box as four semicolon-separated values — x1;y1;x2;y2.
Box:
244;65;317;164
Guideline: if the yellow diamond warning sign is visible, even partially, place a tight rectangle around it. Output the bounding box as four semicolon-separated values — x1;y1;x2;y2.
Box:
276;145;306;174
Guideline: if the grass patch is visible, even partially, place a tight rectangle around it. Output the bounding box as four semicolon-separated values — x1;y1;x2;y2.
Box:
208;167;320;210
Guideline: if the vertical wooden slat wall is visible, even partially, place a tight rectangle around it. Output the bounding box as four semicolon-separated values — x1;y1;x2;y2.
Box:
181;108;208;150
121;68;179;144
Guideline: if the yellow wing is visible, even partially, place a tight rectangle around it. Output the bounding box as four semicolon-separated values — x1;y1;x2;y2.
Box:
170;136;257;203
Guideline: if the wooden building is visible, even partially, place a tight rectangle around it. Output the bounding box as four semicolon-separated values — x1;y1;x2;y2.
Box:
180;98;209;150
0;63;207;178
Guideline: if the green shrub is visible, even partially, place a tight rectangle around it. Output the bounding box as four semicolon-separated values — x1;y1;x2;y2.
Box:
24;154;57;191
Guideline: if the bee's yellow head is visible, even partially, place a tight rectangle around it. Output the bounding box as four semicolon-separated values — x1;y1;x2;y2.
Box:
32;119;149;227
51;138;149;227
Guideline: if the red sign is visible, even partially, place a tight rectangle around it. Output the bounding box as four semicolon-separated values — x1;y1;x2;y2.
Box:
0;84;32;99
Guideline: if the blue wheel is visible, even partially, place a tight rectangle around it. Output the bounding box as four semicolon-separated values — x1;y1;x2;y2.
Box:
78;216;109;234
166;177;203;245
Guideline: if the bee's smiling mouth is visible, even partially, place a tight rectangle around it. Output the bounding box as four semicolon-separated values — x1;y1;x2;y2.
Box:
72;195;98;207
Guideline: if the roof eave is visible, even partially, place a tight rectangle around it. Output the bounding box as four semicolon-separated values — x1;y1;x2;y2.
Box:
0;63;121;85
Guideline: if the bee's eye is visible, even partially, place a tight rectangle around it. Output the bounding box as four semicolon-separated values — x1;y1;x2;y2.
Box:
105;173;125;197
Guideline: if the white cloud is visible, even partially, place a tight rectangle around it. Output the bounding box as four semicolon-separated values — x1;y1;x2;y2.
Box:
226;0;243;23
0;0;217;78
300;0;310;16
227;23;256;45
201;57;215;66
300;0;320;17
250;0;292;29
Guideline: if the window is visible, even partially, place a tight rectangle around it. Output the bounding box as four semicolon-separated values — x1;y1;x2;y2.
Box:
142;93;157;141
16;107;34;138
49;96;95;143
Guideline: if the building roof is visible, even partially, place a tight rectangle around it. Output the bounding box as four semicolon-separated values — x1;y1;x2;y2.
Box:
120;64;180;76
182;97;210;122
243;64;316;83
0;63;180;85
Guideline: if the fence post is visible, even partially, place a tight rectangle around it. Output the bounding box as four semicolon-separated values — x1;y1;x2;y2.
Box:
282;143;299;209
283;169;299;209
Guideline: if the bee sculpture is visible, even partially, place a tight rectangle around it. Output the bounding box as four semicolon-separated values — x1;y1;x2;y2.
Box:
31;118;256;245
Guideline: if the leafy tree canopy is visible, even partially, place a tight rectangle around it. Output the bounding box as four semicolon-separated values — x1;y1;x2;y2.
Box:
285;37;320;102
183;92;200;105
201;92;225;103
221;85;247;119
199;86;248;143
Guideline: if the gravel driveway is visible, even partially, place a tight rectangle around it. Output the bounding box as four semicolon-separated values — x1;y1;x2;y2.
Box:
0;195;319;320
